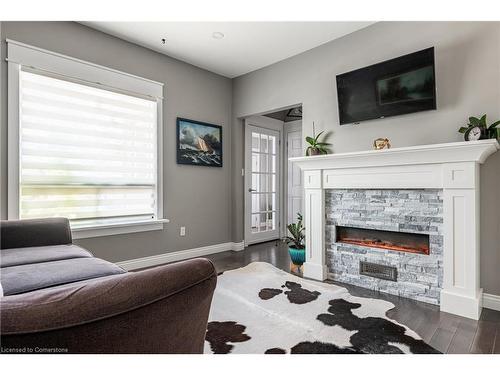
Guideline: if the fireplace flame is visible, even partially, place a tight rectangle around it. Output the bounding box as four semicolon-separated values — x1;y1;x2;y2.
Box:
339;237;429;255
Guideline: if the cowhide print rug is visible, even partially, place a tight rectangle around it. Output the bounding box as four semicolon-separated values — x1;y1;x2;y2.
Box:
204;262;440;354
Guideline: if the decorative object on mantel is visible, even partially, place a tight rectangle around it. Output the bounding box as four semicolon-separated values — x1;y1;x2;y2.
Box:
283;213;306;266
458;114;500;141
373;138;391;150
305;122;331;156
176;117;222;167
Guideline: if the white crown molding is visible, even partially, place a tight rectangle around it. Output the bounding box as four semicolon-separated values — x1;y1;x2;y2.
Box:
116;241;245;271
6;39;163;99
290;140;499;171
483;293;500;312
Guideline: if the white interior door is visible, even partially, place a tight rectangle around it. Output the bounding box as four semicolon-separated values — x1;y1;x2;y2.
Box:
245;123;281;244
286;125;303;226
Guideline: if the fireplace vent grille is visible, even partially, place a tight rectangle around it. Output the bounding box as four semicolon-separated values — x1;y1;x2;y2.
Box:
359;261;397;281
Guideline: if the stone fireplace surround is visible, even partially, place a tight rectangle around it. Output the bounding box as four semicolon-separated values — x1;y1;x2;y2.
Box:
290;140;499;320
325;188;443;305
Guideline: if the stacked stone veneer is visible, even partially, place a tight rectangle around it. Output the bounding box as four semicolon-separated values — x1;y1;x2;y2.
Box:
325;189;444;305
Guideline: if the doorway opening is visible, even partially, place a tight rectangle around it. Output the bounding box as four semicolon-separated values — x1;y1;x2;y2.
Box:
243;105;302;246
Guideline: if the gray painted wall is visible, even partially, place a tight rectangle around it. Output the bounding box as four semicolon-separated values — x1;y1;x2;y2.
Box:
232;22;500;294
1;21;499;295
0;21;233;262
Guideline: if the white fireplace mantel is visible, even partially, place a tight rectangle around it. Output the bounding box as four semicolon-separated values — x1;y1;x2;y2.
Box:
290;139;499;320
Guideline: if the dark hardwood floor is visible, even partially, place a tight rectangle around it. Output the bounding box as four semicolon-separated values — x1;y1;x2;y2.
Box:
203;240;500;354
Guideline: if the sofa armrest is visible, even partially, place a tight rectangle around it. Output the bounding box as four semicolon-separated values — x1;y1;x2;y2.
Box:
1;218;72;249
0;258;217;353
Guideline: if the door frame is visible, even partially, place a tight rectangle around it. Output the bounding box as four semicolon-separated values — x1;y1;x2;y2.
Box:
283;120;303;228
244;115;285;245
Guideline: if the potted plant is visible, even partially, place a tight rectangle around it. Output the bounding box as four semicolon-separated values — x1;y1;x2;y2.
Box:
306;122;331;156
283;213;306;266
458;115;500;141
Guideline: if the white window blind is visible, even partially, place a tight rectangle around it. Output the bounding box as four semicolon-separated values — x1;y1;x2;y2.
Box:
19;69;158;226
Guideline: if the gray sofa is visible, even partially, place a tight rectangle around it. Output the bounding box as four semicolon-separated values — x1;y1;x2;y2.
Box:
1;218;126;296
0;218;217;353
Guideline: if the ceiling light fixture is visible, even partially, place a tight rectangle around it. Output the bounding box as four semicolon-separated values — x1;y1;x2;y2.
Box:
212;32;224;40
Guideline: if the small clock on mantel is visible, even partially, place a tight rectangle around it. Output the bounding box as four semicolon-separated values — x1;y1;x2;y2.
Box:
458;114;500;142
464;126;483;141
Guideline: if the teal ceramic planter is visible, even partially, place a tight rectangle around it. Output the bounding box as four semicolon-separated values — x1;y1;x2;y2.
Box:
288;247;306;265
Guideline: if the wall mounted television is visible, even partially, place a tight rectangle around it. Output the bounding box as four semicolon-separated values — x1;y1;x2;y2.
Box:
336;47;436;125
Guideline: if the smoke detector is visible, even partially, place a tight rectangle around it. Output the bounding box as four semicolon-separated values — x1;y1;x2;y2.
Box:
212;32;224;40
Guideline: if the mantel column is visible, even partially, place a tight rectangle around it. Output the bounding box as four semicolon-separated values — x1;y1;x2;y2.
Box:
440;162;482;320
303;170;328;280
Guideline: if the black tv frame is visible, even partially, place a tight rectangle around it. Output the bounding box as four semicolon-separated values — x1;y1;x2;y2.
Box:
336;47;437;125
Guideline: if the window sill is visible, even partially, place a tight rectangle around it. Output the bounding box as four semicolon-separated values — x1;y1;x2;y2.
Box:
71;219;169;239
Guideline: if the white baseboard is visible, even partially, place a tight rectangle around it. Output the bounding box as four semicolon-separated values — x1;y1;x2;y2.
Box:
117;241;245;271
440;289;483;320
303;262;328;281
483;293;500;312
231;241;245;251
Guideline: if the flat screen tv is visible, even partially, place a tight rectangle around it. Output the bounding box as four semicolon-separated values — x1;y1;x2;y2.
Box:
336;47;436;125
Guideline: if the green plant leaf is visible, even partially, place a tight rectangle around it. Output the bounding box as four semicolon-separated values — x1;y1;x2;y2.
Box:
469;117;480;126
458;127;469;134
487;127;500;139
305;136;316;145
487;128;494;139
315;142;332;146
488;120;500;129
464;127;473;140
285;212;305;248
314;131;324;142
479;114;487;128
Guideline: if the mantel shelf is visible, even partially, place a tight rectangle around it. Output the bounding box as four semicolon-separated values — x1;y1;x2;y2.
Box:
290;139;499;170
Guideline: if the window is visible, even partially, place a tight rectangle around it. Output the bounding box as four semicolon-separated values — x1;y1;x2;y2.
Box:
8;40;165;238
19;70;158;226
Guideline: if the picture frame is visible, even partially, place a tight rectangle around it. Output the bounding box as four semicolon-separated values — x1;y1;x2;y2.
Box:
176;117;223;167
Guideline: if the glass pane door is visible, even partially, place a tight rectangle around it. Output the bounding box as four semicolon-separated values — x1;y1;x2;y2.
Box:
245;123;280;244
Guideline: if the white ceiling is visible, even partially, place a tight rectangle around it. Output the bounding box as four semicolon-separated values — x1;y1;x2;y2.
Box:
81;22;375;78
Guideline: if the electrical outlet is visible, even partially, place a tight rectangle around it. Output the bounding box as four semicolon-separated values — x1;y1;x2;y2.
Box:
180;226;186;236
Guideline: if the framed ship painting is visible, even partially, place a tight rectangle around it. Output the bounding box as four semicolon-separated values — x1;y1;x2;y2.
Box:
176;118;223;167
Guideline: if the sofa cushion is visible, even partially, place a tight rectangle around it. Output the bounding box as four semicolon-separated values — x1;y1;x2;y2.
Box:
1;244;93;268
1;218;72;249
1;257;126;296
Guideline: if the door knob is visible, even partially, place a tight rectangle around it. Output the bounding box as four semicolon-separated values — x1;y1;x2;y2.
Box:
248;188;257;192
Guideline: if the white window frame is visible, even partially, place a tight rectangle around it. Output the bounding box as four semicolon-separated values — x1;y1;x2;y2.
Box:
7;39;168;239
